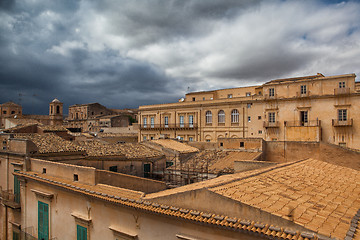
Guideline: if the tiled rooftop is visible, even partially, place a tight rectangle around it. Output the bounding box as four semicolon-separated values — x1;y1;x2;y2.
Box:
15;170;326;240
15;133;84;153
210;159;360;239
75;140;163;158
38;125;69;132
168;150;261;174
151;139;199;153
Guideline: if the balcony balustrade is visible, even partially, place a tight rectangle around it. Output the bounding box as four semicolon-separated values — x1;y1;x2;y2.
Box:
296;91;310;98
334;87;350;95
284;120;321;127
332;119;353;127
140;123;197;130
0;188;21;209
263;121;280;128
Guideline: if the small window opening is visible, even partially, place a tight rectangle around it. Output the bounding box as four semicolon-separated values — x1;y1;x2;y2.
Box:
192;97;196;101
220;142;223;147
240;142;244;148
74;174;79;181
42;168;46;174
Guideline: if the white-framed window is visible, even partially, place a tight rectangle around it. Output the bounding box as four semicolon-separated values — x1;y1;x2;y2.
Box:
150;117;154;128
246;92;251;97
300;85;307;94
189;115;194;127
228;94;233;98
231;109;239;123
269;112;276;123
269;88;275;97
143;117;147;128
179;116;184;127
218;110;225;123
205;111;212;124
338;109;347;121
164;116;169;127
339;81;346;88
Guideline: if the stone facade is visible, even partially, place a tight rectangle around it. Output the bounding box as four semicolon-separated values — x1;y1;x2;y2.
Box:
139;73;360;149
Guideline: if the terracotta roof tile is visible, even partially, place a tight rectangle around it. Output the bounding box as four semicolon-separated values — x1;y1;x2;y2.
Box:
151;139;199;153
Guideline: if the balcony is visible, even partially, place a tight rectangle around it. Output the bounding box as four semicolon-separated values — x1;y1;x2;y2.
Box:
332;119;353;127
263;121;280;128
284;120;321;127
264;94;277;100
140;123;198;130
334;87;350;95
296;91;310;98
0;188;21;209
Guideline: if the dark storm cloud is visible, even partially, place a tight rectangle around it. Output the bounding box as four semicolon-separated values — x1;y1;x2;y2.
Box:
0;0;359;115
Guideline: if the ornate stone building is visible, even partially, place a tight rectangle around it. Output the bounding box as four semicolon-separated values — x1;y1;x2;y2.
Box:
139;73;360;149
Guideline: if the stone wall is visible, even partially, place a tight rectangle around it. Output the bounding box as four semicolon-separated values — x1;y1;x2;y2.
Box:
95;169;167;193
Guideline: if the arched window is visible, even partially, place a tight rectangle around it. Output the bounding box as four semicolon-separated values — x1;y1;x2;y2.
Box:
56;105;60;114
231;109;239;123
205;111;212;124
218;110;225;123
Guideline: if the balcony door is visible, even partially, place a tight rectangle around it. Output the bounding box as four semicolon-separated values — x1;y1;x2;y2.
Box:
300;111;308;126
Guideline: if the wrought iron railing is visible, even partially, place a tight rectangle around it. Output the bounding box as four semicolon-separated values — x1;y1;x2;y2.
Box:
140;123;198;129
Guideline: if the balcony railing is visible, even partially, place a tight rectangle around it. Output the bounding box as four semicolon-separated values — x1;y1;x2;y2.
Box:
296;91;310;98
332;119;353;127
0;189;21;209
140;123;198;130
263;121;280;128
264;94;277;100
284;120;321;127
334;87;350;95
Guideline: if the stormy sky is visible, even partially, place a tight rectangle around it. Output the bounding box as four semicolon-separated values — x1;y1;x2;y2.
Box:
0;0;360;115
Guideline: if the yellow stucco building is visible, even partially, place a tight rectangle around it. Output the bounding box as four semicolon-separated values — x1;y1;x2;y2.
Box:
139;73;360;149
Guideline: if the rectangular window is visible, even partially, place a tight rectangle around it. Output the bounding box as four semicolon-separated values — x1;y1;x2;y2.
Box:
164;116;169;127
143;136;147;141
192;97;195;101
77;225;87;240
38;201;49;240
300;85;307;94
246;92;251;97
228;94;233;98
247;103;252;108
14;169;20;203
189;115;194;127
13;231;20;240
258;130;262;134
143;117;147;128
179;116;184;127
109;166;117;172
150;117;154;128
258;116;262;120
189;137;193;142
269;88;275;97
268;112;276;123
248;116;251;122
339;81;346;88
338;109;347;121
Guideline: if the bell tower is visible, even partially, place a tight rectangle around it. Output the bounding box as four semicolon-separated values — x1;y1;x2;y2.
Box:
49;98;63;125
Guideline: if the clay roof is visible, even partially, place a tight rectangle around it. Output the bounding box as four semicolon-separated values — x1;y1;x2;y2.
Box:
151;139;199;153
76;140;163;158
15;170;325;240
209;151;262;174
209;159;360;239
168;150;261;174
4;123;38;132
1;101;21;107
15;133;84;153
38;125;68;132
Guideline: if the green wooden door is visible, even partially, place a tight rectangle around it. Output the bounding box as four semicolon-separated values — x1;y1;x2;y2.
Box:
38;201;49;240
13;231;20;240
14;169;20;203
77;225;87;240
143;163;151;178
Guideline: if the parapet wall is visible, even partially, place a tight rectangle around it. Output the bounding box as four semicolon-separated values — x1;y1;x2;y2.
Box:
95;169;167;193
234;160;277;173
30;158;96;185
